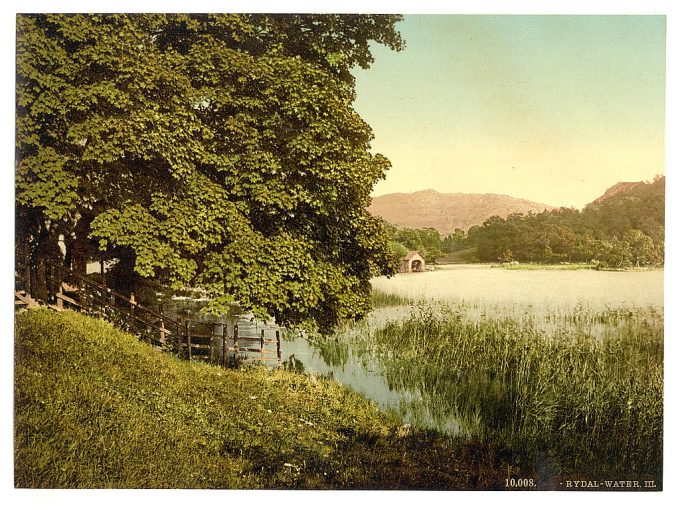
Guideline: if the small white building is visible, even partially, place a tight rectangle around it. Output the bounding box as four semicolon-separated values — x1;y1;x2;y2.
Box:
400;251;426;273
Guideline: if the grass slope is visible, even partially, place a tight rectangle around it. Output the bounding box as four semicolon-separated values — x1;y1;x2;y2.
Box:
439;247;479;264
14;308;512;489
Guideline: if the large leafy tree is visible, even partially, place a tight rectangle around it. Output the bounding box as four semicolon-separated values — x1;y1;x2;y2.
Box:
16;14;404;331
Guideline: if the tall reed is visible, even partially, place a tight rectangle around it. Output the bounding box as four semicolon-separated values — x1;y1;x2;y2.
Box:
370;290;415;308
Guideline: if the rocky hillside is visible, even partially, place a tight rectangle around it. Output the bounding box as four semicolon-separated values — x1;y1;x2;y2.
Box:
368;189;555;235
583;176;665;241
589;181;646;206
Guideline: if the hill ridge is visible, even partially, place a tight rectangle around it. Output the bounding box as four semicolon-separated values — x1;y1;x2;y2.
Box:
369;190;556;235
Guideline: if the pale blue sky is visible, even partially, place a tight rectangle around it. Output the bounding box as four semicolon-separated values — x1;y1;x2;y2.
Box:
353;15;666;208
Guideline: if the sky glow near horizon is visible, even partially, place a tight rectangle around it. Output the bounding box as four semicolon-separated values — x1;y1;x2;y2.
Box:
352;15;666;209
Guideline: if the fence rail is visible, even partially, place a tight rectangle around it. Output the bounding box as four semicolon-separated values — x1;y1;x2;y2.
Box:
15;258;282;366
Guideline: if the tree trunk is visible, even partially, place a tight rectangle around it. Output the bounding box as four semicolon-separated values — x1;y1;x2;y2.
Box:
34;255;48;302
110;248;139;297
70;216;92;276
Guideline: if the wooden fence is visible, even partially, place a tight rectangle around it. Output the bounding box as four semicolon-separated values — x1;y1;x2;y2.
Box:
15;258;282;366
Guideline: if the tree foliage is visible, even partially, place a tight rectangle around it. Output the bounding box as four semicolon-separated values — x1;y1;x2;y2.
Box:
379;219;446;265
16;14;404;332
442;228;465;253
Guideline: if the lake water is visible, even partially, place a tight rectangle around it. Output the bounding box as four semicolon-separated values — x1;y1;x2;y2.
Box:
281;266;664;434
371;265;664;310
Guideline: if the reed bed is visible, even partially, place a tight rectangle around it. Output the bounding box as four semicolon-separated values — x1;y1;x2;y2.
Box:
370;290;415;308
344;301;663;480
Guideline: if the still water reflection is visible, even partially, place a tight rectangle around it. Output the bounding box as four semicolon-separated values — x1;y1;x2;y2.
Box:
281;311;468;432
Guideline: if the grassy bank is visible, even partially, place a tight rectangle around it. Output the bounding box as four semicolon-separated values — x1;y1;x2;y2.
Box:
14;308;515;489
439;247;479;264
362;304;663;482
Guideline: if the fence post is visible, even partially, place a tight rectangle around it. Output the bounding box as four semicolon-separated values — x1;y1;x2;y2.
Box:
185;320;192;360
22;243;31;297
222;324;228;367
234;324;239;357
99;254;106;288
260;329;265;362
175;318;182;353
276;330;281;362
210;323;216;363
159;305;166;345
56;282;64;309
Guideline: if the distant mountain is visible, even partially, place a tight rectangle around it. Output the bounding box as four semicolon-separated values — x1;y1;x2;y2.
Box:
368;189;556;235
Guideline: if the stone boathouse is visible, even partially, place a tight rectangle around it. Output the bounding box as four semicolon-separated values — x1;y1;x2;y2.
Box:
400;251;426;273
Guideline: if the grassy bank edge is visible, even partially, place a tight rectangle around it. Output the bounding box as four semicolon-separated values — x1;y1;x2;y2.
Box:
14;308;520;490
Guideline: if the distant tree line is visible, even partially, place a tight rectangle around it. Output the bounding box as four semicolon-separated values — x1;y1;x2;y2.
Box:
385;176;664;269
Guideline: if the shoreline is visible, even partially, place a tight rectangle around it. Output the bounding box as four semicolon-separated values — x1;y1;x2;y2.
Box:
431;262;663;272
